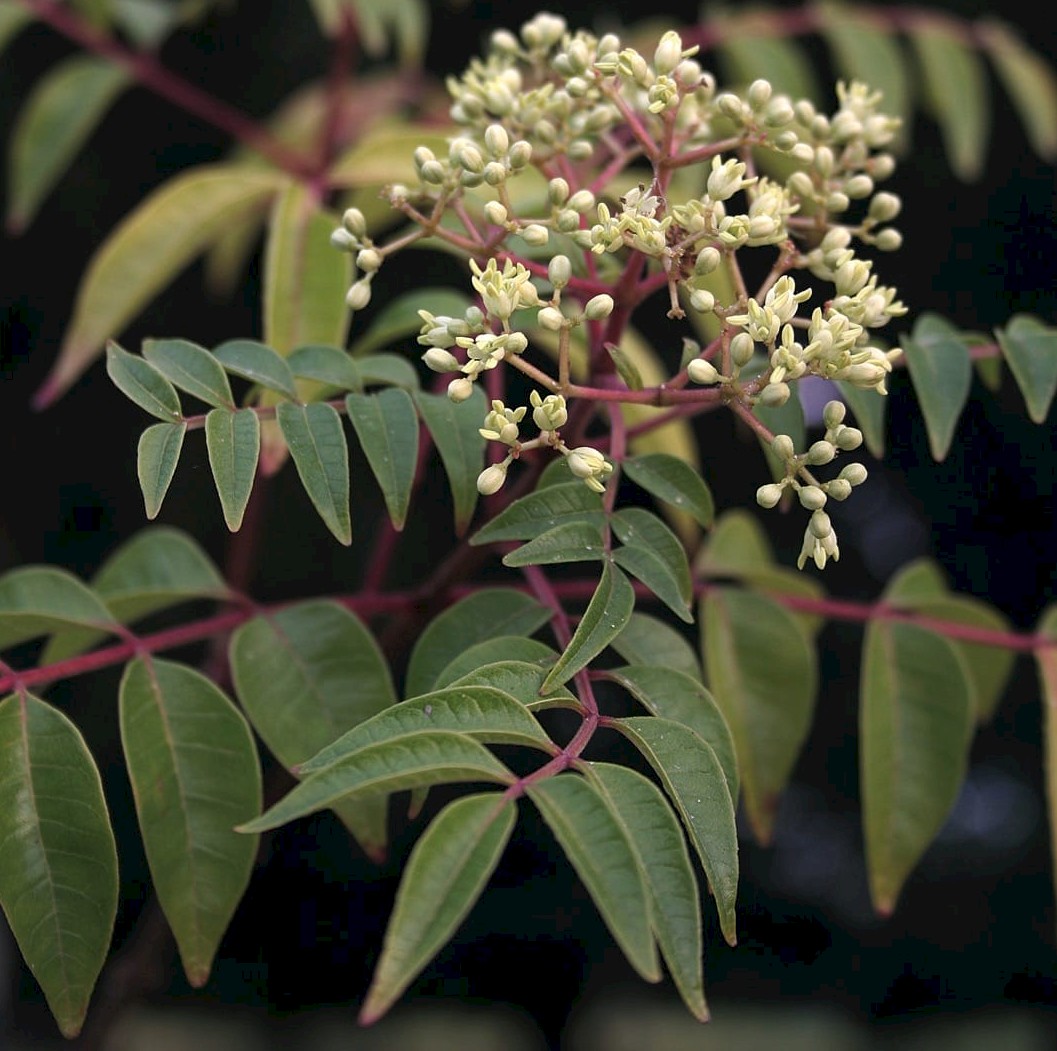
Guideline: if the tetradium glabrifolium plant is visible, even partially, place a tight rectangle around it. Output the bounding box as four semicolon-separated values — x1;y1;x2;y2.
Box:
4;7;1057;1042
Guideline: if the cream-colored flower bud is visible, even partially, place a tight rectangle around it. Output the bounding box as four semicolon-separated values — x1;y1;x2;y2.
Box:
567;189;596;213
814;146;835;177
531;391;568;431
798;485;827;510
764;98;795;127
689;289;715;314
771;433;796;460
508;141;533;168
871;154;896;180
483;162;507;186
825;479;853;501
790;143;815;164
548;177;570;206
825;191;850;213
715;93;745;120
476;461;508;495
809;510;832;539
556;209;581;232
756;483;784;508
787;172;815;199
330;228;356;252
420;160;446;184
730;332;755;367
845;174;874;199
695;246;721;274
522;224;550;246
773;129;799;150
822;400;846;429
342;207;367;237
568;139;594;161
447;377;474;402
484;201;508;225
759;381;790;406
584;294;615;320
806;440;836;465
484;123;510;156
874;228;903;252
422;348;460;373
654;30;684;75
548;255;572;289
834;426;863;451
345;279;372;310
491;28;519;53
839;462;868;486
687;358;719;385
747;78;772;109
356;248;382;273
538;306;565;331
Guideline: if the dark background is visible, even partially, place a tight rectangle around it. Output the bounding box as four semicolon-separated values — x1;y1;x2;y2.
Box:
1;1;1056;1047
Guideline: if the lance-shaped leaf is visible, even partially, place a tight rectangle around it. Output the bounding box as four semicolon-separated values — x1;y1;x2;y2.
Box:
287;344;362;391
298;686;552;775
359;792;515;1025
230;601;395;858
106;341;182;421
405;588;550;700
1034;606;1057;942
901;313;973;461
275;401;351;544
612;508;693;623
996;315;1057;424
502;521;607;568
238;731;514;833
436;638;557;690
0;693;118;1038
349;288;471;358
449;661;577;712
836;379;887;459
0;566;115;651
542;562;636;692
38;165;284;406
702;587;817;843
346;389;419;530
612;612;702;683
413;388;486;535
528;774;659;982
622;453;714;529
588;763;708;1022
358;353;420;390
861;620;973;914
6;55;130;232
143;338;234;409
909;21;989;180
137;421;186;519
471;482;606;546
213;340;298;399
613;717;739;946
606;665;738;803
205;408;261;532
119;658;261;987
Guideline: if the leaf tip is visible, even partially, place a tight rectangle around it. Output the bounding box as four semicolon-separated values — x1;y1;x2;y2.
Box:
31;373;63;411
186;963;211;989
58;1016;86;1040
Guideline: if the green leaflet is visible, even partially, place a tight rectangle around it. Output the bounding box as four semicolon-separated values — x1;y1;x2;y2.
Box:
405;588;551;700
229;600;395;859
502;520;607;568
996;315;1057;424
413;388;487;535
308;0;429;64
346;389;419;530
238;730;515;833
448;660;578;712
542;562;636;692
1034;606;1057;943
528;774;659;982
702;586;817;844
359;793;514;1025
287;344;362;392
0;4;32;58
106;341;183;421
902;313;973;461
349;288;471;358
213;340;298;399
611;612;702;683
6;55;130;232
39;165;284;406
275;401;352;545
137;422;186;519
471;481;607;546
588;763;708;1022
328;124;449;189
613;717;739;946
860;620;973;914
358;353;420;390
0;693;118;1038
119;658;261;987
297;686;553;775
836;380;887;459
0;566;115;651
435;638;557;690
142;338;234;409
714;15;821;101
622;453;715;529
205;408;261;531
612;508;693;623
909;22;990;180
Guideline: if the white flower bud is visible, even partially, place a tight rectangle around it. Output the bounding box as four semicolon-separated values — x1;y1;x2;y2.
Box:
730;332;755;367
787;171;815;199
845;174;874;199
809;510;832;539
695;246;721;274
798;485;827;510
825;479;853;501
548;177;570;206
747;78;772;109
756;483;784;508
508;140;533;168
567;189;596;213
538;306;565;331
764;98;795;127
806;440;836;465
342;207;367;237
874;228;903;252
356;248;382;272
771;434;795;461
476;462;508;495
654;30;685;75
759;382;790;407
568;139;594;161
840;462;868;486
447;377;474;402
871;154;896;180
522;224;550;246
689;289;715;314
687;358;719;385
422;348;460;373
330;228;356;251
790;143;815;164
548;255;572;289
826;191;850;213
345;279;372;310
584;294;615;320
420;160;446;184
835;426;863;451
484;200;508;225
484;123;510;156
483;162;508;186
822;400;846;429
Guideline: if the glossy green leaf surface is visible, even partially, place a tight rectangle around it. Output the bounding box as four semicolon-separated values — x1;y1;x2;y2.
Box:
611;612;702;683
359;793;514;1025
502;520;607;568
204;408;260;532
137;421;186;519
614;717;739;946
622;453;714;529
275;401;352;544
357;353;420;390
0;693;118;1038
528;775;659;982
213;340;298;399
471;482;606;546
996;314;1057;424
346;389;419;530
106;341;182;421
612;508;693;622
542;562;635;692
287;344;362;391
448;660;577;712
349;288;471;358
435;639;557;691
405;588;551;700
702;587;817;843
119;658;261;987
143;338;234;409
0;566;114;651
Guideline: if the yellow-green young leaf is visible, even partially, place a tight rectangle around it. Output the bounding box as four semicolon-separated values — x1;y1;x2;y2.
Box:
353;0;428;64
213;340;298;399
137;421;187;519
205;408;261;532
119;658;261;987
909;22;990;180
613;717;739;946
6;56;130;232
275;402;352;544
358;353;420;390
238;730;514;833
38;166;284;406
349;288;472;358
754;385;805;483
0;566;114;651
345;389;419;530
622;454;715;529
287;344;362;391
502;521;607;568
359;793;514;1026
436;638;557;691
606;665;738;804
860;621;973;915
448;660;577;713
0;693;118;1038
0;4;32;57
702;587;817;844
297;686;553;775
230;600;395;859
714;13;821;100
263;184;351;354
902;314;973;461
529;774;660;982
612;613;702;683
606;340;645;390
142;338;234;409
471;482;606;546
405;588;551;700
542;562;636;692
587;763;708;1021
979;21;1057;160
106;341;183;421
1034;607;1057;942
412;388;487;535
327;124;450;188
203;200;269;298
836;380;887;459
612;508;693;623
996;315;1057;424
